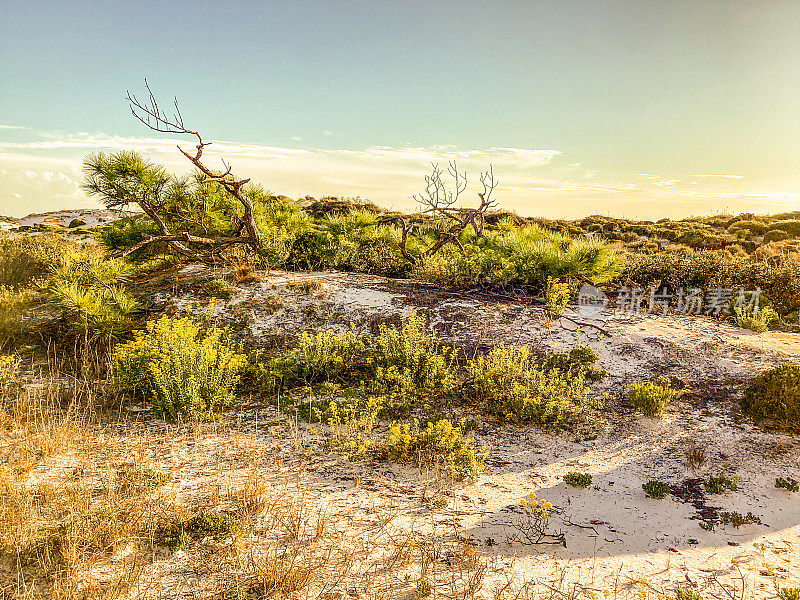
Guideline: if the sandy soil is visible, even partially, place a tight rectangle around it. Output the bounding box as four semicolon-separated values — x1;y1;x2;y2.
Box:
112;266;800;598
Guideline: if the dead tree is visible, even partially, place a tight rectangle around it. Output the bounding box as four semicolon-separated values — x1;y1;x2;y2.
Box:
396;161;497;266
123;79;263;259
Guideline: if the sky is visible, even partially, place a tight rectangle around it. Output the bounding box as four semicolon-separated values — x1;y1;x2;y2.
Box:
0;0;798;220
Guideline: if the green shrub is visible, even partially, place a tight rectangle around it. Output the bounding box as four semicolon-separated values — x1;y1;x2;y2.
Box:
563;472;592;488
628;377;678;418
203;277;234;299
703;474;739;494
386;419;485;481
414;221;620;292
764;229;790;243
99;214;161;257
370;310;456;397
734;303;779;333
642;480;671;499
775;476;799;492
467;344;601;428
544;278;571;318
545;344;607;382
45;252;141;344
780;588;800;600
268;327;365;388
768;220;800;237
0;233;76;290
740;364;800;432
111;315;247;421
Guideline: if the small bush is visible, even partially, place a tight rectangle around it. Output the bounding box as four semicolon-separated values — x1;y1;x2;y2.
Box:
386;419;485;481
703;474;739;494
642;480;671;499
116;468;172;492
628;377;678;418
740;364;800;432
544;278;571;318
370;310;456;397
545;343;607;382
46;252;141;344
112;315;247;421
467;344;601;428
563;471;592;488
203;277;234;299
268;327;365;388
734;303;779;333
780;589;800;600
776;476;799;492
156;511;241;551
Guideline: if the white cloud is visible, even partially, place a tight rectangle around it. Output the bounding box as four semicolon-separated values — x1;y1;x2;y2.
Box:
321;130;333;137
690;174;744;179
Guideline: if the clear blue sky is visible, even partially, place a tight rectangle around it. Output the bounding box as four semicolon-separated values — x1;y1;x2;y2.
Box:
1;0;798;218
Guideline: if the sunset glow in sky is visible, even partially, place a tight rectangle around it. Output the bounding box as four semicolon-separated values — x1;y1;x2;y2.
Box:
1;1;798;219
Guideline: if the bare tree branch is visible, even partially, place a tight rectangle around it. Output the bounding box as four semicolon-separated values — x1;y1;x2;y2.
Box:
399;162;498;266
125;79;263;258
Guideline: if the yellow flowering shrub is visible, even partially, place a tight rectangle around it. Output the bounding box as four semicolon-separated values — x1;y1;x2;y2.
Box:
111;315;247;421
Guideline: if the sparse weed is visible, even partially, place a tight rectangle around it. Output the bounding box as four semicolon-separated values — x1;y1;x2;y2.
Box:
703;474;739;494
642;480;671;499
776;476;799;492
628;377;679;418
386;418;485;481
563;471;592;488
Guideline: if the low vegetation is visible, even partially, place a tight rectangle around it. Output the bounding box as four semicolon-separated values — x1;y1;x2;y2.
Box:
111;314;248;421
740;363;800;432
628;377;680;418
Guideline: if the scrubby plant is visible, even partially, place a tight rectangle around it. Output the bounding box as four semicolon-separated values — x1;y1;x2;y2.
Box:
642;480;671;499
545;343;607;382
740;363;800;432
734;303;779;333
0;286;36;346
628;377;679;418
156;511;241;551
203;277;234;299
563;472;592;488
317;395;384;460
386;418;485;481
116;468;172;492
775;476;799;492
0;233;76;290
370;310;456;398
111;314;247;421
703;474;739;494
467;344;601;428
45;252;141;344
544;277;571;318
780;588;800;600
268;327;365;388
702;511;761;531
